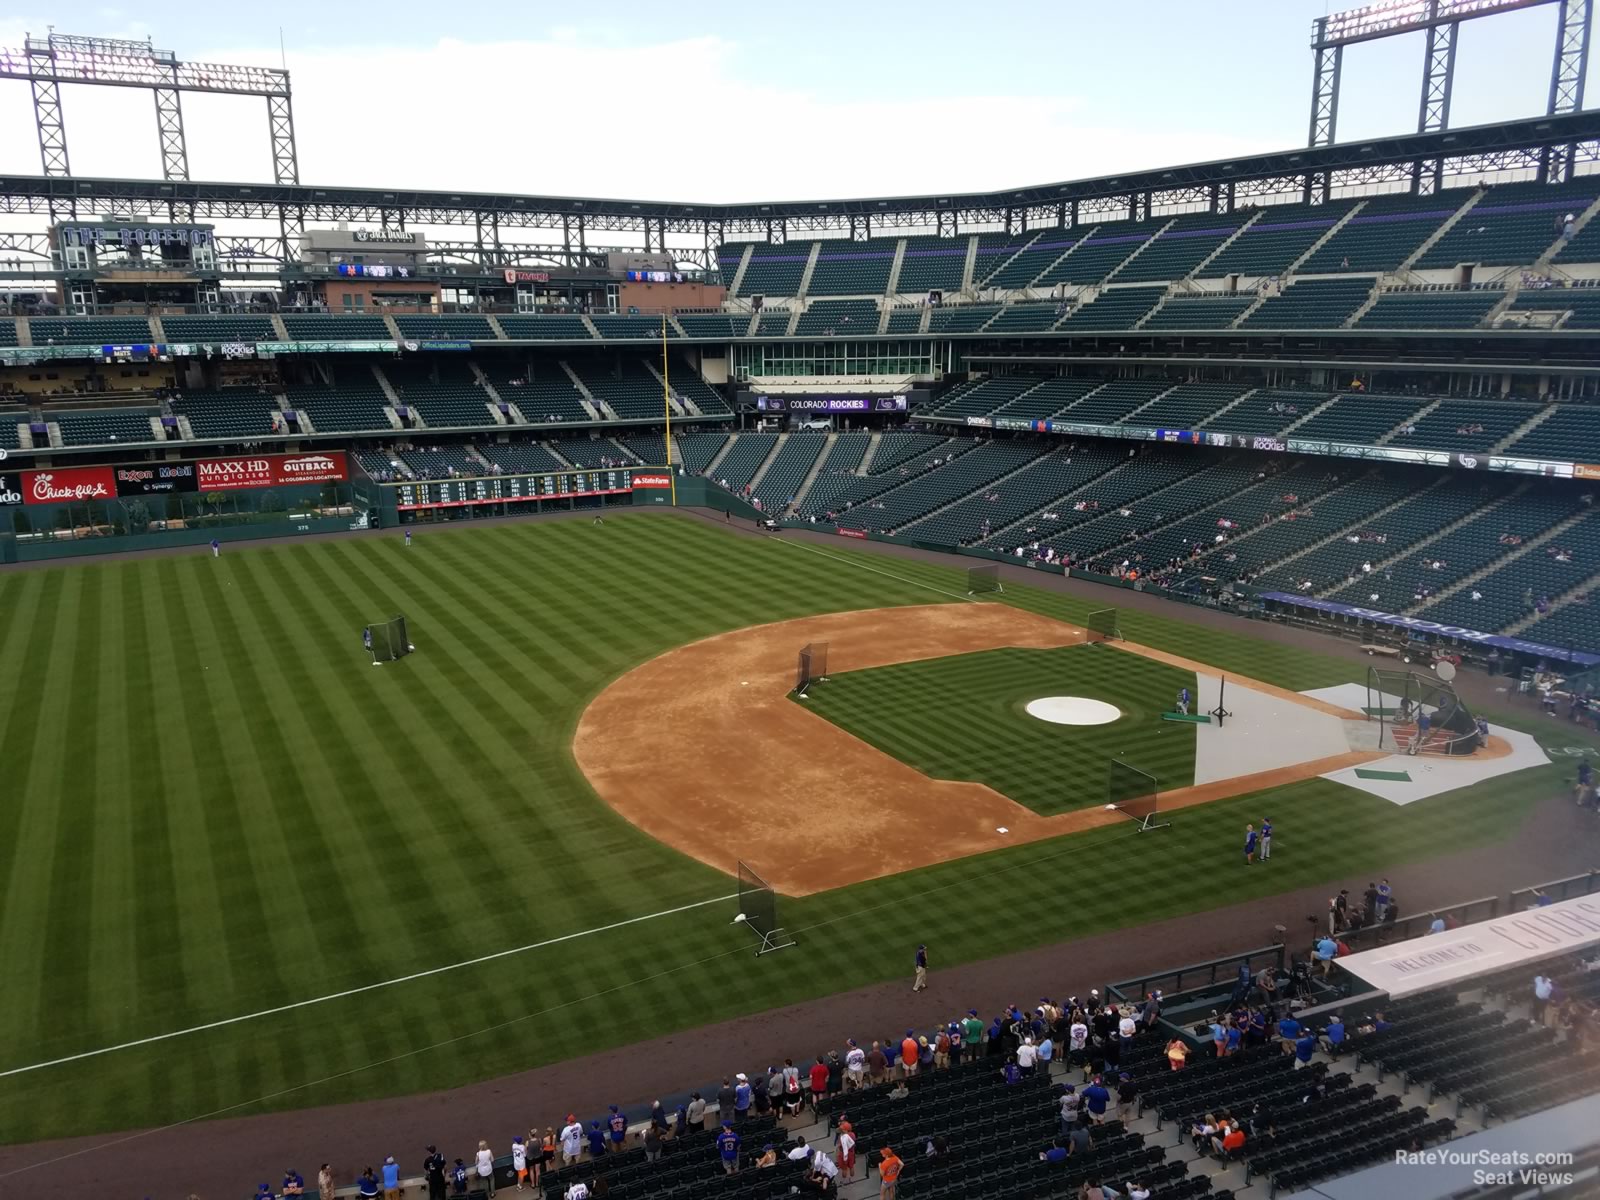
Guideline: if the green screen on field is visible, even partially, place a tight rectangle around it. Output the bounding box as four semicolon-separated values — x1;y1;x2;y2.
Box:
798;645;1196;816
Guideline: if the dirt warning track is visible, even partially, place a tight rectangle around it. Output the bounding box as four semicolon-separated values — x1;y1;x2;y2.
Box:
572;604;1380;896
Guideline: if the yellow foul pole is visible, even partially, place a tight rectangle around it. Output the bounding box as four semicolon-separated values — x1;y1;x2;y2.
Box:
661;313;677;506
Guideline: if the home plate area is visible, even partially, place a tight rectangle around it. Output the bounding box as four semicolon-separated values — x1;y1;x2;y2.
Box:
1301;683;1550;805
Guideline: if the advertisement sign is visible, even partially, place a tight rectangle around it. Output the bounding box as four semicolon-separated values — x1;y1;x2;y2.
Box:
1576;463;1600;481
0;474;22;506
22;465;118;505
755;395;908;413
631;473;673;489
503;269;553;284
197;451;348;491
837;527;868;539
1252;436;1287;452
115;463;198;496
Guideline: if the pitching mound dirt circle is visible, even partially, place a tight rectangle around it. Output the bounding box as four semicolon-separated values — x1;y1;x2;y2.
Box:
571;603;1381;896
1026;696;1122;726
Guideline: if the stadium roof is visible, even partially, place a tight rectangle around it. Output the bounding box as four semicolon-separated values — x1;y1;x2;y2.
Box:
1;111;1595;233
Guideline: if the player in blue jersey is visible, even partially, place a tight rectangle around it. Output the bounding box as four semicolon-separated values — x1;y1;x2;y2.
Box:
1243;823;1258;865
1259;818;1273;860
1177;687;1190;716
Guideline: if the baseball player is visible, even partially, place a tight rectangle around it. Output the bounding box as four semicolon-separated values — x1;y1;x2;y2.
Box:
1243;823;1258;866
1176;687;1190;716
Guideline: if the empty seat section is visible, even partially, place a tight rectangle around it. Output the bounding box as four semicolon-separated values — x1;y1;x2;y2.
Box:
806;238;896;296
1199;388;1325;434
1243;276;1374;329
663;359;731;415
1063;378;1173;424
1357;288;1502;329
884;308;924;333
1386;400;1538;452
31;316;153;345
1302;191;1469;272
1510;284;1600;328
1292;394;1429;443
1059;287;1166;331
1422;498;1596;631
985;302;1068;332
1141;294;1254;330
0;319;18;347
673;432;731;474
987;228;1088;288
896;235;969;293
810;431;870;479
927;304;999;333
851;440;1043;533
710;433;778;491
392;314;495;339
568;359;674;420
496;314;594;340
929;377;1036;418
1416;182;1595;268
737;244;815;297
1506;403;1600;458
1203;201;1359;277
481;363;591;423
384;361;496;428
794;299;878;336
280;314;390;340
992;377;1102;419
1033;450;1211;559
752;434;828;511
715;243;748;284
398;446;479;478
754;310;794;336
674;313;738;338
161;314;278;342
547;438;629;468
1132;382;1251;428
589;314;678;340
53;407;159;446
798;435;953;518
286;366;392;433
1076;458;1263;569
171;389;283;440
478;442;567;473
909;445;1122;545
1114;212;1252;283
1037;220;1155;286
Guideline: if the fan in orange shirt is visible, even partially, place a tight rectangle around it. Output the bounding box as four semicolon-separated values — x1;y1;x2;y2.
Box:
879;1146;903;1199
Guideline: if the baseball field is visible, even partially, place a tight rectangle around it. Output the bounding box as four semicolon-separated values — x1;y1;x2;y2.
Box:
0;511;1578;1147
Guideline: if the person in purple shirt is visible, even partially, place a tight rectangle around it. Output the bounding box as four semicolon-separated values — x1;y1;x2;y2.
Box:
607;1105;627;1150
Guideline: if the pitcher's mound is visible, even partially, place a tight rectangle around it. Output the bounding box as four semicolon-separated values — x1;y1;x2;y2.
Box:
1026;696;1121;726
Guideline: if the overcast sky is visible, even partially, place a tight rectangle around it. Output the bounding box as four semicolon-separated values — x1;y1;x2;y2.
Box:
0;0;1591;205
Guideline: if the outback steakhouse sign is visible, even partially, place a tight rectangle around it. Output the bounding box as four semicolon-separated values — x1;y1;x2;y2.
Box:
197;451;348;491
22;466;118;505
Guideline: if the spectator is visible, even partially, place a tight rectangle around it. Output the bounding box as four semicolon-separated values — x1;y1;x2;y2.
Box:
607;1106;628;1153
476;1142;496;1197
1165;1037;1189;1070
787;1137;812;1162
844;1039;866;1090
381;1156;400;1200
715;1123;741;1175
357;1169;379;1199
868;1040;888;1085
1534;974;1555;1023
716;1077;736;1121
837;1119;857;1180
1428;913;1446;935
1018;1036;1038;1076
1315;935;1338;977
755;1144;778;1169
879;1146;904;1200
1082;1074;1111;1123
900;1032;920;1077
1217;1120;1246;1159
563;1181;589;1200
424;1149;446;1200
585;1122;606;1160
685;1093;707;1132
284;1169;306;1198
1116;1074;1139;1123
733;1076;753;1123
808;1148;840;1192
1190;1113;1220;1155
450;1160;468;1197
1042;1138;1071;1165
319;1164;336;1200
1294;1030;1317;1069
809;1056;829;1109
643;1124;662;1164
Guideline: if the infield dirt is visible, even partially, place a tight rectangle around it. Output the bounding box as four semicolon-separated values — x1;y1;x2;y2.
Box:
573;603;1386;895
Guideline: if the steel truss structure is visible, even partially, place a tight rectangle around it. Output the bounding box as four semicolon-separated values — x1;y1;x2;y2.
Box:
1309;0;1593;169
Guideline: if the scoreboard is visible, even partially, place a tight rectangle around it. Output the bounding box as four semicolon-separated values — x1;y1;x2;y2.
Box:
391;467;635;511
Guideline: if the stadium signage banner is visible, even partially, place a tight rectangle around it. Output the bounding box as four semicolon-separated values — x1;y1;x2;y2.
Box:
197;451;348;491
1335;895;1600;998
755;396;908;413
0;474;21;506
504;269;553;284
1575;463;1600;481
21;465;118;505
115;463;198;496
631;473;672;489
1260;592;1600;666
836;527;868;539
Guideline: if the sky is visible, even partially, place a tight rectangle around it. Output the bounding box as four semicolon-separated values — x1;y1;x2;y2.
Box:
0;0;1592;207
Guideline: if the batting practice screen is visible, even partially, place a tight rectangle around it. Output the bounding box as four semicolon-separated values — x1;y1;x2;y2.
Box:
796;642;829;695
1107;759;1161;826
367;614;414;664
736;861;796;955
967;565;1002;596
1086;608;1122;643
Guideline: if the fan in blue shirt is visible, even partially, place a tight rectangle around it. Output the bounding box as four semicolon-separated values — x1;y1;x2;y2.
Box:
381;1160;400;1191
1278;1016;1301;1041
1294;1033;1317;1063
1082;1080;1111;1116
715;1126;741;1162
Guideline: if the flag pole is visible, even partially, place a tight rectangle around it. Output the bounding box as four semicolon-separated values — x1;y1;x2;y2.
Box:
661;313;677;506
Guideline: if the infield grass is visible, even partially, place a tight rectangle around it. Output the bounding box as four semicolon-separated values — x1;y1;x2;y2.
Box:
801;645;1196;814
0;514;1582;1146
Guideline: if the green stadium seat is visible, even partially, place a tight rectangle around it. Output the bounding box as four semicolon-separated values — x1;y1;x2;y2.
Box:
1356;288;1502;330
589;314;678;340
1037;219;1157;286
1202;200;1360;277
897;235;970;294
984;228;1088;289
478;442;568;473
806;238;898;296
752;434;829;511
737;243;815;298
927;304;1000;333
31;316;153;345
1291;393;1431;444
1385;399;1537;453
1301;191;1472;273
1416;182;1596;269
1200;388;1325;435
52;407;161;446
392;314;496;340
675;313;740;338
171;389;284;441
1058;287;1166;331
384;361;498;428
985;302;1069;332
281;313;390;340
1141;294;1254;330
794;300;878;337
1242;277;1374;329
480;362;592;423
161;314;278;343
497;315;596;340
286;365;392;432
709;433;778;491
884;307;925;333
1114;212;1253;283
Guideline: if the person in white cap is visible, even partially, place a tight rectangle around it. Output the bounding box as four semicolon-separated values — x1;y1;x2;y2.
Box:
844;1039;866;1091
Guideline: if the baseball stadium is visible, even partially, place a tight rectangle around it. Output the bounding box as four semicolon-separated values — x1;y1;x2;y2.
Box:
2;5;1600;1200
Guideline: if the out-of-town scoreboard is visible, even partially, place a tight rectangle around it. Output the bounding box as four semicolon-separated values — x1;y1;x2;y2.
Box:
390;467;639;510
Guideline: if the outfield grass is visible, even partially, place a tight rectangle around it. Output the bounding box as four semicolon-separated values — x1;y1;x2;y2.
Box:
802;645;1196;814
0;514;1583;1144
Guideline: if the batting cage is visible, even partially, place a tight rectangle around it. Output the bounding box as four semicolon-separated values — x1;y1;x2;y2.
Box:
1366;665;1482;756
967;565;1003;597
366;614;416;665
1086;608;1122;643
736;861;796;955
1106;758;1170;831
795;642;830;697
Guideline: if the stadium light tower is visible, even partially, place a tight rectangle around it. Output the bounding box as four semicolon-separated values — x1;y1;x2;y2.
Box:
0;31;302;221
1308;0;1592;184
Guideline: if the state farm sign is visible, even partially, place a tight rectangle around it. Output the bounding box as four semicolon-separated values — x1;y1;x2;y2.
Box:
631;473;673;489
22;466;118;505
197;451;348;491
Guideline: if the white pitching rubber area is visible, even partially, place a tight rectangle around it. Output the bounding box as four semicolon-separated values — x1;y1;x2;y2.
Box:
1025;696;1121;726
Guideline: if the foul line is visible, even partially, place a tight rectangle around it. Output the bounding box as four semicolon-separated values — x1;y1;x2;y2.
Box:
0;891;737;1080
773;536;978;603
